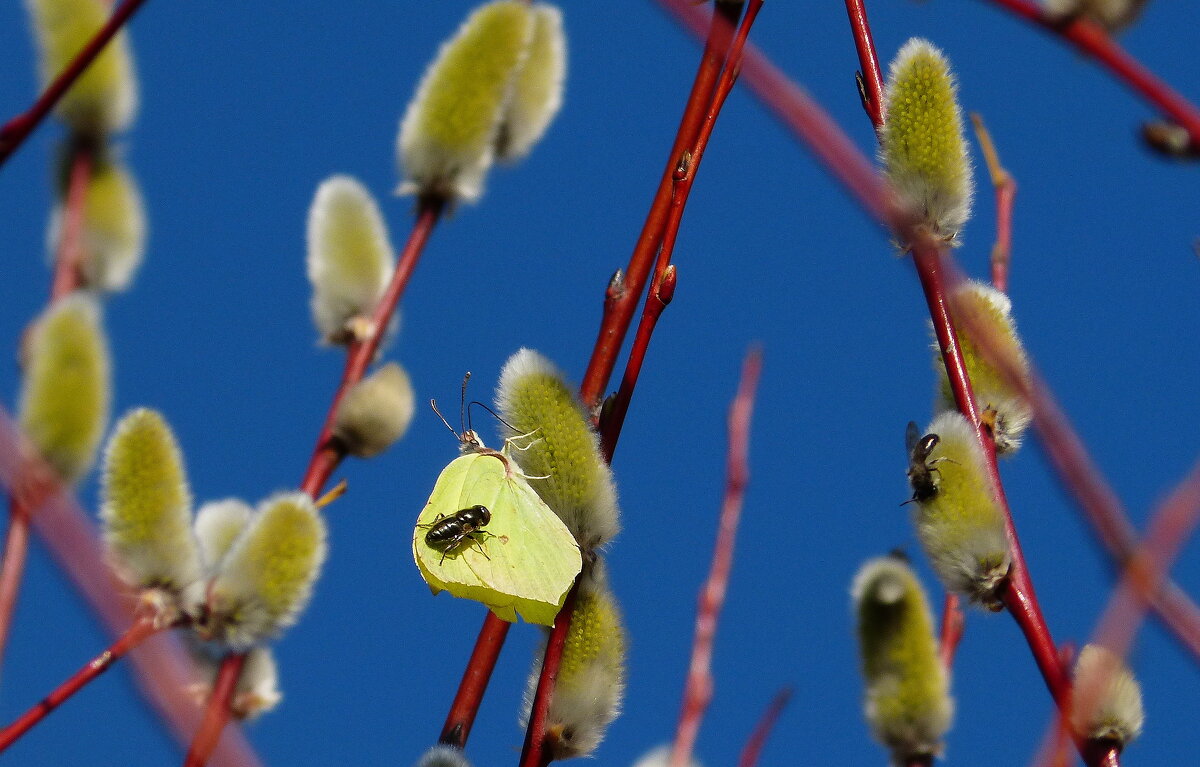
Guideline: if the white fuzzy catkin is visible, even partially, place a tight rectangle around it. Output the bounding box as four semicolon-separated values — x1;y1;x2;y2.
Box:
333;362;416;457
631;745;702;767
495;5;566;162
190;643;282;721
1071;644;1145;748
1043;0;1150;32
396;1;535;203
415;745;474;767
193;498;253;572
202;492;328;649
495;348;619;550
100;409;202;597
306;175;395;344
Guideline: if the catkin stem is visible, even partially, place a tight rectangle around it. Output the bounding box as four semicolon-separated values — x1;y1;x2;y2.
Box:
183;653;247;767
51;144;94;300
0;0;151;168
968;114;1015;294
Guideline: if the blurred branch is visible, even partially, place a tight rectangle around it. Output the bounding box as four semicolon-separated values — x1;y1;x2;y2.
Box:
669;347;762;767
183;653;247;767
938;593;965;669
978;0;1200;152
736;686;793;767
969;113;1016;293
0;0;150;169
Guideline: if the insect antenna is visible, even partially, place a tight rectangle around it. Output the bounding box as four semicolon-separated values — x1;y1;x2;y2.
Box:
429;399;460;438
459;372;472;434
467;400;518;433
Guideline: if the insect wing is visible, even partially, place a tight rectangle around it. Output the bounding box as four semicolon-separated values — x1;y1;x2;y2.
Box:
906;421;921;456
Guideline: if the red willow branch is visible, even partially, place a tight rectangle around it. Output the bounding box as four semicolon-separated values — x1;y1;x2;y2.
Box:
603;0;762;459
0;615;166;751
0;0;151;169
189;196;445;765
937;594;965;669
979;0;1200;150
843;0;885;130
668;347;762;767
578;0;743;412
735;686;793;767
442;4;746;753
968;114;1015;293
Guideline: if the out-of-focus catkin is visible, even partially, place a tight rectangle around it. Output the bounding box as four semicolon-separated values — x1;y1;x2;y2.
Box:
495;348;619;550
907;412;1011;610
20;294;111;484
935;280;1031;455
306;175;395;344
880;38;973;243
1043;0;1150;32
333;362;415;458
853;555;953;763
100;408;201;594
495;5;566;162
25;0;138;137
1071;644;1145;749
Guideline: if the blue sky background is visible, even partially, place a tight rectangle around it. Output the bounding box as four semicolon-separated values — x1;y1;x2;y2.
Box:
0;1;1198;765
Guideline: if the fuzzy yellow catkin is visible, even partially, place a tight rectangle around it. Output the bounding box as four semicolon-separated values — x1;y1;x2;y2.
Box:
49;149;147;293
202;492;327;650
494;4;566;163
306;175;395;344
333;362;416;458
853;555;953;763
100;408;202;593
933;281;1031;455
1070;644;1145;748
495;348;619;550
19;293;111;484
1043;0;1150;32
397;1;535;203
25;0;138;137
880;38;973;243
909;412;1011;610
521;562;626;761
193;498;253;572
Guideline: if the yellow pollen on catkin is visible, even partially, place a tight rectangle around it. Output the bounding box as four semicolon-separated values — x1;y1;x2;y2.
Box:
853;555;953;762
25;0;138;137
397;1;535;203
100;408;201;592
495;349;619;550
910;412;1011;610
881;38;972;242
19;294;111;484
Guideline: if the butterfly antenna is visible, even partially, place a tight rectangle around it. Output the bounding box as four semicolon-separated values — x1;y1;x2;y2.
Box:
430;399;459;438
467;400;518;433
459;372;472;433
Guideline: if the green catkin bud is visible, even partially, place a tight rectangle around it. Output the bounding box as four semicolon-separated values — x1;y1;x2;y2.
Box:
202;492;327;650
495;348;619;551
522;562;626;760
880;38;973;243
19;294;111;483
397;1;535;203
193;499;254;572
1070;644;1145;749
853;555;953;763
25;0;137;137
306;175;395;344
100;408;201;593
333;362;416;458
933;281;1032;455
49;150;147;293
415;745;474;767
909;412;1012;610
1043;0;1150;32
494;4;566;163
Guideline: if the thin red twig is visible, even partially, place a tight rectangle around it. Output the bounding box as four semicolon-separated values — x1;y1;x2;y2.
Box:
0;0;150;168
517;583;579;767
843;0;886;130
182;652;247;767
0;497;31;674
300;197;444;498
937;593;964;669
51;144;94;300
0;615;163;752
578;1;742;412
438;615;511;747
980;0;1200;151
735;686;793;767
969;114;1016;293
669;347;762;767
